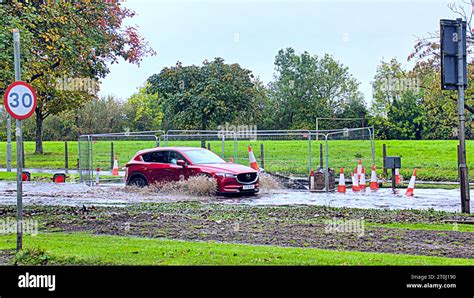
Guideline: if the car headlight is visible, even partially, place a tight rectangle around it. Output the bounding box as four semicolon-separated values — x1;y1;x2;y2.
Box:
215;172;237;178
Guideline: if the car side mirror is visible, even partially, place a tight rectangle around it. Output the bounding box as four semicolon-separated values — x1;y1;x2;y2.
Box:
177;160;186;167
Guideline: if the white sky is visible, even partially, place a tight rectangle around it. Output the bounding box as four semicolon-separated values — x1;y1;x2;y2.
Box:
99;0;460;106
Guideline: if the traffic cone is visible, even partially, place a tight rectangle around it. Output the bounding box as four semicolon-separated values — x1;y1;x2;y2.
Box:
357;160;363;180
229;157;234;163
112;156;119;176
405;169;417;197
338;168;346;193
351;173;360;192
248;145;260;171
370;164;379;191
395;168;401;185
310;169;315;191
359;167;366;191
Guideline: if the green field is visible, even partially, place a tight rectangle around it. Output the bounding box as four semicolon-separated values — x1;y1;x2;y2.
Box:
0;140;472;181
1;233;473;266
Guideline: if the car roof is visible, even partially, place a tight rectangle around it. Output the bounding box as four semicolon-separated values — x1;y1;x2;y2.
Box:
136;147;204;155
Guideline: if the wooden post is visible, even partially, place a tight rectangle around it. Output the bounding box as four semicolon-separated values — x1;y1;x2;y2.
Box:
207;143;211;151
110;142;114;169
260;144;265;169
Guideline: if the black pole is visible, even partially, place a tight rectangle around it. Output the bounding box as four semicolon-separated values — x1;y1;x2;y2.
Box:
383;144;387;177
391;168;396;194
260;144;265;169
64;141;68;174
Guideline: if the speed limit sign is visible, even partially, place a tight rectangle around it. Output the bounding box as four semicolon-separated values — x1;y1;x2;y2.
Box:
3;81;37;120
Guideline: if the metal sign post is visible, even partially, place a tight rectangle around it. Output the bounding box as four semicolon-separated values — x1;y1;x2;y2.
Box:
3;29;37;251
441;19;471;213
7;115;12;172
455;19;471;214
14;29;23;252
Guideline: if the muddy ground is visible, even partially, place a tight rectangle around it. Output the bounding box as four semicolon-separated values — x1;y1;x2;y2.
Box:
1;202;473;260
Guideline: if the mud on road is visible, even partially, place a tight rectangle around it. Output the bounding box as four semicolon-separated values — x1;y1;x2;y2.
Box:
1;202;473;260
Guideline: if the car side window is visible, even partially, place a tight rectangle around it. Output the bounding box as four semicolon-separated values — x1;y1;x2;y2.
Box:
169;151;186;165
142;151;170;163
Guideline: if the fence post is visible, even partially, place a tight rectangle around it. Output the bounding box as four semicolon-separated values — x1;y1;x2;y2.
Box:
64;141;68;174
324;135;329;192
383;144;387;177
260;144;265;169
207;143;211;151
110;142;114;169
201;139;206;149
308;133;312;173
221;135;225;158
78;138;83;183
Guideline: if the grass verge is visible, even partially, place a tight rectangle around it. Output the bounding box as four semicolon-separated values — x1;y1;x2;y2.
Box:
1;232;473;266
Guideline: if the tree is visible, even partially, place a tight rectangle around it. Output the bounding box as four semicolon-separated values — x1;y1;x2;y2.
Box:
409;0;474;116
125;83;163;132
76;95;127;135
147;58;264;130
0;1;155;153
268;48;365;130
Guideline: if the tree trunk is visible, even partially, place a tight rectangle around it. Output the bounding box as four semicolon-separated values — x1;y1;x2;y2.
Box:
35;109;44;155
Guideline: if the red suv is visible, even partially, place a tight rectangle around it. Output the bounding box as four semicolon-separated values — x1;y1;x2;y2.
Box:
125;147;259;195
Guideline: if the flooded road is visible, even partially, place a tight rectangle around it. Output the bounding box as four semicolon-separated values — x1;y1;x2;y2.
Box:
0;181;472;213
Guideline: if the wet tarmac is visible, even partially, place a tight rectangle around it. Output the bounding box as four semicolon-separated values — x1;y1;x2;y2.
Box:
0;181;472;213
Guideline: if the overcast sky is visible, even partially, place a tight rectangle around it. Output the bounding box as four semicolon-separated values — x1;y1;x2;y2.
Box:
99;0;460;105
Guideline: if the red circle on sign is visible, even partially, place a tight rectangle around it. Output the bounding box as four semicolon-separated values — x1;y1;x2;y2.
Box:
3;81;37;120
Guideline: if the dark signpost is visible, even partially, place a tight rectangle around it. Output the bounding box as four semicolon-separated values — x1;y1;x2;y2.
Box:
441;18;471;213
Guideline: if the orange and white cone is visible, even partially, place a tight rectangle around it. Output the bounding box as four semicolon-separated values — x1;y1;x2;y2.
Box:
405;169;417;197
395;168;401;185
351;173;360;192
357;160;363;180
310;169;315;191
359;167;366;191
248;145;260;172
112;156;119;176
338;168;346;193
370;164;379;191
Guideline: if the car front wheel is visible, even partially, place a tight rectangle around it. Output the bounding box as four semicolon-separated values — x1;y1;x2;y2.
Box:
128;176;148;188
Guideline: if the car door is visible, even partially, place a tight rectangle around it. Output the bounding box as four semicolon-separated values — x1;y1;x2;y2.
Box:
167;151;195;181
143;151;172;184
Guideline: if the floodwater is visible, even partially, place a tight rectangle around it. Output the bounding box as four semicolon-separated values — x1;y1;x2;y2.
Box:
230;189;473;213
0;181;472;213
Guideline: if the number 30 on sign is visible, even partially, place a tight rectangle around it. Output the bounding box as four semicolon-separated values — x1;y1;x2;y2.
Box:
3;81;37;120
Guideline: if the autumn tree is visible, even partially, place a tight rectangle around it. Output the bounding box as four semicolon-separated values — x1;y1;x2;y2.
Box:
0;1;155;153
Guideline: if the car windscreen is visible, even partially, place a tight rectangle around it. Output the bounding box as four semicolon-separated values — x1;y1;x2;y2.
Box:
184;149;225;164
